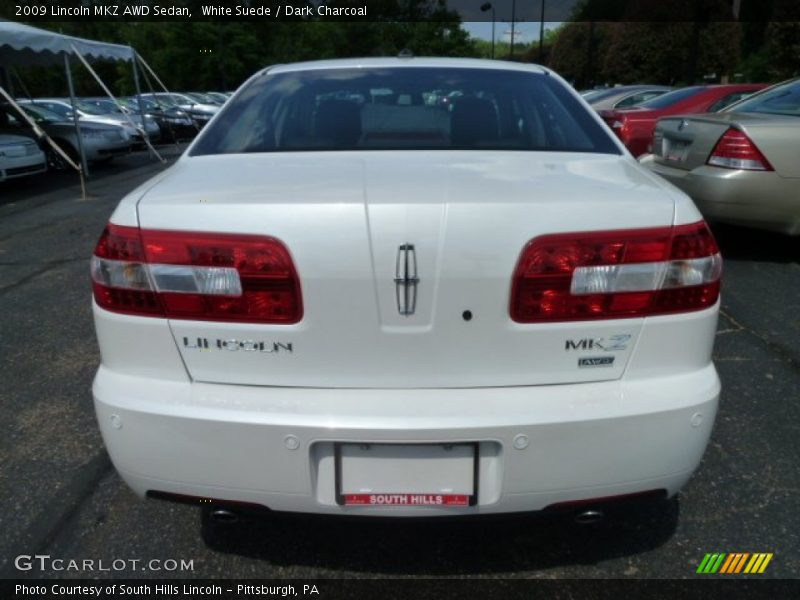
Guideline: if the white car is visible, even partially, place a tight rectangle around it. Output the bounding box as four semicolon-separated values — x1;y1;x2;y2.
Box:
91;58;722;525
0;134;46;182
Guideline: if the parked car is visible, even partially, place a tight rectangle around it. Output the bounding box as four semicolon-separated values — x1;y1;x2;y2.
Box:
0;133;47;182
1;103;131;169
586;85;672;110
139;92;219;127
121;97;197;143
18;98;143;144
205;92;230;104
90;59;723;526
185;92;223;106
599;84;767;156
79;97;162;145
640;78;800;235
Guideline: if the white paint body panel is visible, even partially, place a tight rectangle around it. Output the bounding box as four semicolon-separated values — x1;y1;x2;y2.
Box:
92;58;719;516
132;152;688;388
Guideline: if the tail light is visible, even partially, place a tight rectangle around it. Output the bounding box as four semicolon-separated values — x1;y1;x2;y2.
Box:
707;128;773;171
91;224;302;323
510;221;721;322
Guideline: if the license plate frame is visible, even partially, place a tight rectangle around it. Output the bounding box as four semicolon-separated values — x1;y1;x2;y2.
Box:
663;138;689;162
334;442;479;507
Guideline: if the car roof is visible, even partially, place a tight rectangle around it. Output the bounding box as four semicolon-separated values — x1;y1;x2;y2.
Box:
266;57;548;76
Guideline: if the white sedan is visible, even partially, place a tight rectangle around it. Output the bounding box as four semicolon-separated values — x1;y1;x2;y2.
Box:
90;58;722;526
0;134;46;182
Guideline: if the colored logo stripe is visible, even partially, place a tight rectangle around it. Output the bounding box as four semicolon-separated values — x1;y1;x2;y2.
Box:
697;553;726;573
744;553;774;574
697;553;773;574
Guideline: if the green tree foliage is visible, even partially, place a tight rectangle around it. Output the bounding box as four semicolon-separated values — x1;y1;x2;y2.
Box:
763;21;800;79
548;22;616;87
2;0;474;96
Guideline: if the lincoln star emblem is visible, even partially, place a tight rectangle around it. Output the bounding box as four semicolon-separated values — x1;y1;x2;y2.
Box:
678;119;689;131
394;243;419;316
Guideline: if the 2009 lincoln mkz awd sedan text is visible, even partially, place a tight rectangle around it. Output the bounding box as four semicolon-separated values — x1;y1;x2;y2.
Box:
90;58;722;523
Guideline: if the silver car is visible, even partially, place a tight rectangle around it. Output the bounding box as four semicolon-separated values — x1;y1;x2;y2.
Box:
640;78;800;235
587;85;672;110
1;104;131;169
79;98;162;144
18;98;159;146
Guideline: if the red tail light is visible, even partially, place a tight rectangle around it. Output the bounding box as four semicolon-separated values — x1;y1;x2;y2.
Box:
91;224;302;323
707;128;773;171
510;221;721;322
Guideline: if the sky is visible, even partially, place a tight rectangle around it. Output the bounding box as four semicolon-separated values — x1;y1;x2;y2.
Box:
462;21;562;43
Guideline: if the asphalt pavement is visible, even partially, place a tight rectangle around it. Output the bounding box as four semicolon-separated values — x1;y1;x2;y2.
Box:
0;151;797;582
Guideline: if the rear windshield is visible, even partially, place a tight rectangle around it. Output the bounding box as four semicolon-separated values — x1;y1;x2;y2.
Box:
725;80;800;117
638;86;703;109
191;67;620;155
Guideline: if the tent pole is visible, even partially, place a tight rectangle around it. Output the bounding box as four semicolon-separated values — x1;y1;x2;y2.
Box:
130;45;153;160
0;67;12;96
64;54;89;179
69;44;164;163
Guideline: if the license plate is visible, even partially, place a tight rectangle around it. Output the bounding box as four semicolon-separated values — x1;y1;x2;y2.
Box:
663;138;689;162
335;443;477;507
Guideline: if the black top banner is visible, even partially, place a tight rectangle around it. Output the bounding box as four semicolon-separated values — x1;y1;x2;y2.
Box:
2;0;800;23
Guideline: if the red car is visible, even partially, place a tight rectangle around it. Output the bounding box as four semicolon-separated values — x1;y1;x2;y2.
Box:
599;84;767;157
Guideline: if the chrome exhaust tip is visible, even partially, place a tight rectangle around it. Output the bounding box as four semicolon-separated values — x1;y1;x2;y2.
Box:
210;508;239;524
574;509;605;525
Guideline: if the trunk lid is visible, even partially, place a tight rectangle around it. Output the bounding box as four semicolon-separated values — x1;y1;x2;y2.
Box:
652;112;798;174
136;152;676;388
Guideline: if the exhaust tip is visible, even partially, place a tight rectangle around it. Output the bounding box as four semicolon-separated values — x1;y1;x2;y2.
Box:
210;508;239;524
574;509;605;525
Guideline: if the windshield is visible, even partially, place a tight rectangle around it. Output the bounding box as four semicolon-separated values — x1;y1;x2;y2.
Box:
73;100;110;115
82;99;123;114
187;93;213;103
21;105;64;123
724;80;800;117
638;86;703;109
192;67;620;156
144;95;178;108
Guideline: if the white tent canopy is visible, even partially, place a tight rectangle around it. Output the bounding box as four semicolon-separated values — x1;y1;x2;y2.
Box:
0;20;134;66
0;19;164;185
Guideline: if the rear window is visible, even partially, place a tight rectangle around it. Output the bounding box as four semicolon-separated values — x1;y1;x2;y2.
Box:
191;67;620;155
725;80;800;117
638;86;703;109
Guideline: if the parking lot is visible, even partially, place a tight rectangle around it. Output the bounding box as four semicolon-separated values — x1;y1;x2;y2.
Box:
0;149;798;581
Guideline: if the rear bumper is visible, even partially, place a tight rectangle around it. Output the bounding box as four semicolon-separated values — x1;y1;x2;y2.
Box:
93;364;720;516
641;155;800;235
0;153;47;181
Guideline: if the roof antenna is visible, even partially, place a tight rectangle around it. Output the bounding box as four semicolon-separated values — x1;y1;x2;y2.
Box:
398;48;414;59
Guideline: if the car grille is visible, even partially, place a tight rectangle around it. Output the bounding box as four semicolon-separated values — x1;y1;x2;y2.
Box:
103;131;123;141
25;143;40;155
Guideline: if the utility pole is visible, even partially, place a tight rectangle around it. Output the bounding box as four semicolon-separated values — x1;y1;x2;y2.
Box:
510;0;517;57
539;0;546;62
